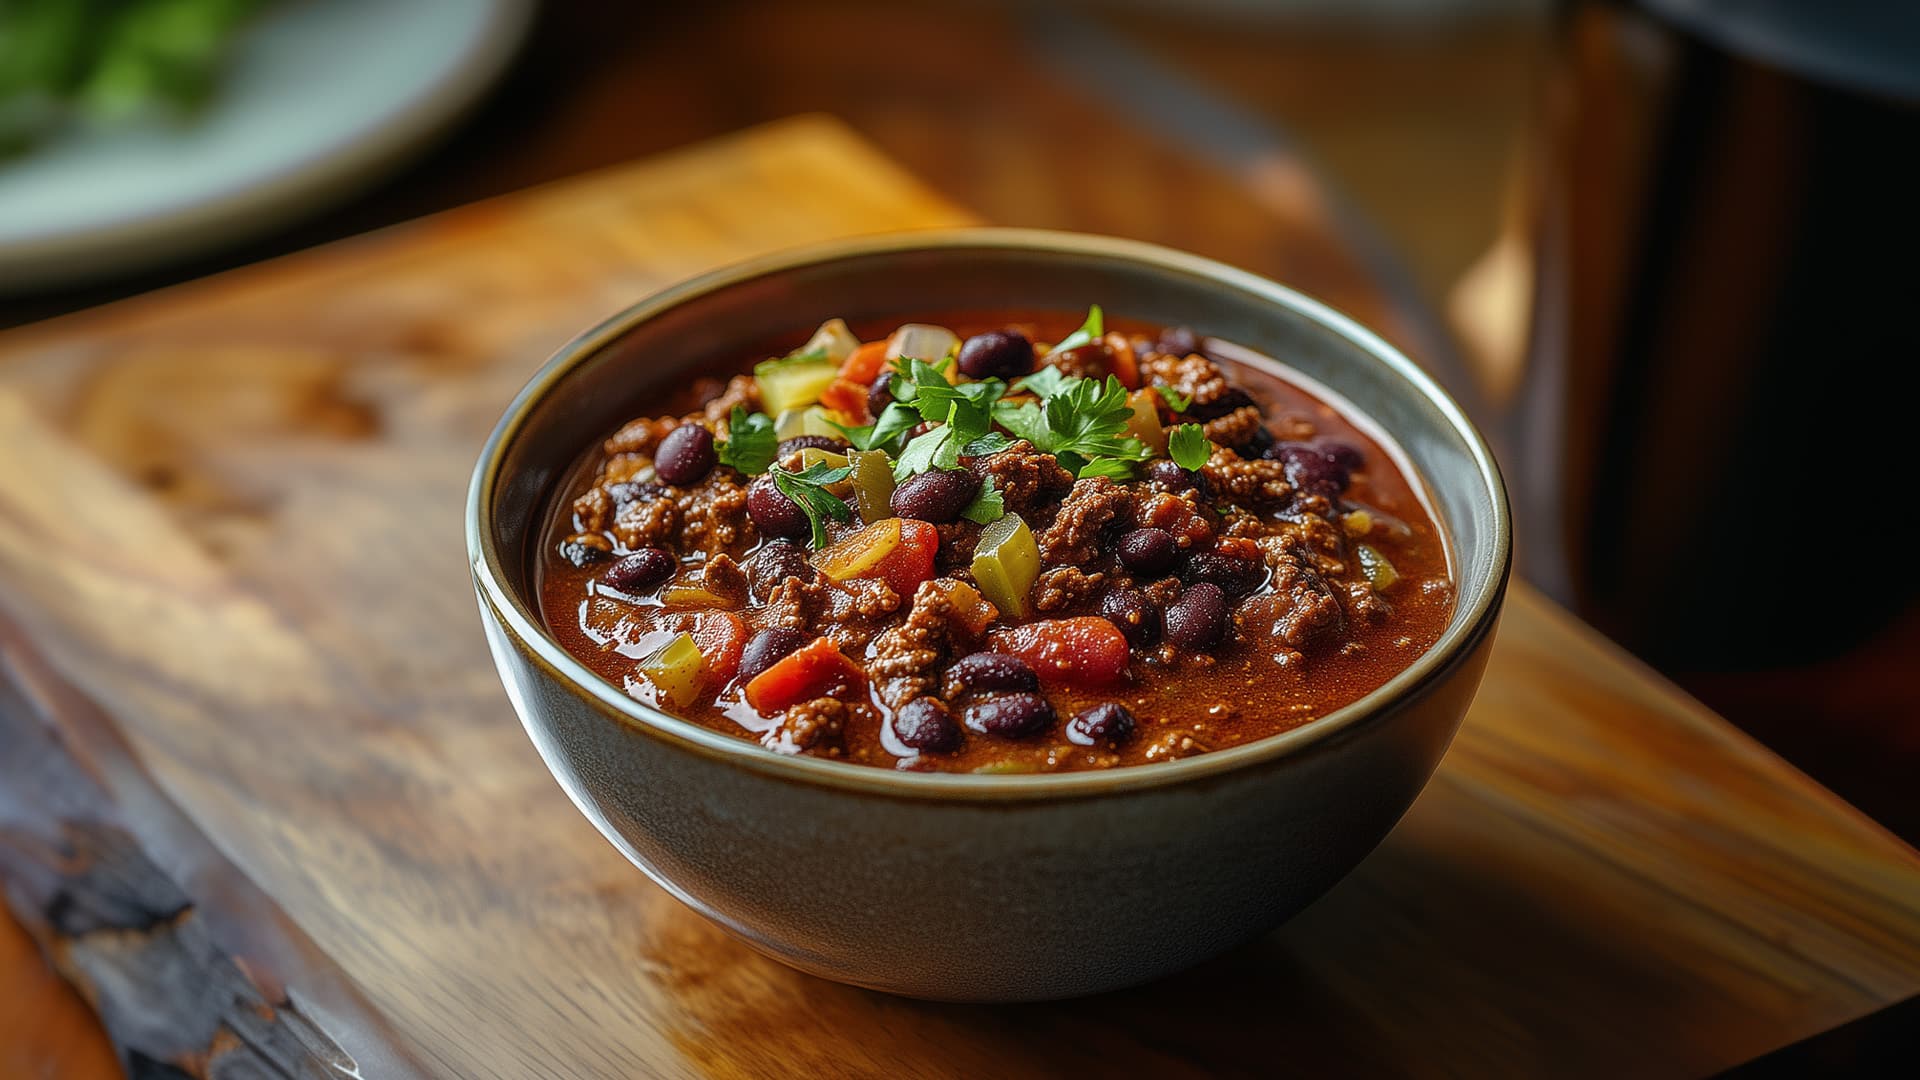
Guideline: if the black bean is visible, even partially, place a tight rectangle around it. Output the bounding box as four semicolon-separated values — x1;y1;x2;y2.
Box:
1100;589;1161;648
776;434;849;456
654;424;716;486
1264;442;1350;497
963;692;1057;739
956;329;1036;380
739;627;810;682
1116;527;1177;576
746;474;810;539
1188;387;1254;421
942;652;1039;698
866;376;894;416
1067;703;1136;747
604;548;676;592
1145;458;1201;494
1156;326;1202;357
559;533;613;567
1166;582;1229;649
1182;550;1266;595
892;697;963;753
890;468;980;523
748;539;815;597
1237;425;1275;458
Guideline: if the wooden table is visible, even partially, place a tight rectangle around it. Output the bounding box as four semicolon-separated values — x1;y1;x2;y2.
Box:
2;117;1917;1079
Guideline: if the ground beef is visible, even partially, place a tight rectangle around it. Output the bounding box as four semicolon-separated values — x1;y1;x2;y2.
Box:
1144;351;1232;411
604;416;678;457
1203;405;1269;453
601;453;653;484
1344;579;1391;627
1201;450;1293;506
1272;414;1319;441
762;575;827;629
1132;490;1214;551
698;553;748;605
763;697;845;754
675;475;750;553
1141;576;1183;606
1241;539;1345;647
1038;478;1130;566
867;580;960;707
841;577;903;618
700;375;761;424
1033;565;1107;613
573;486;613;533
612;495;679;550
969;441;1074;517
934;520;982;570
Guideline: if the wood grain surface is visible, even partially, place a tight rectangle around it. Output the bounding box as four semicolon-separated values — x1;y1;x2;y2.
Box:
1;116;1917;1078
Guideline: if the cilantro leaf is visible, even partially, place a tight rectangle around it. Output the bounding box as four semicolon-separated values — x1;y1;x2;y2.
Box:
960;475;1005;524
961;431;1014;458
893;424;958;480
715;406;777;474
829;402;919;454
1010;365;1074;398
1154;384;1192;413
1168;423;1213;471
990;372;1150;478
1077;456;1140;481
770;462;853;548
1051;304;1104;353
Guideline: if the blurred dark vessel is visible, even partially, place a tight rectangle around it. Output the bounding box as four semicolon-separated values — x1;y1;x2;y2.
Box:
1519;0;1920;668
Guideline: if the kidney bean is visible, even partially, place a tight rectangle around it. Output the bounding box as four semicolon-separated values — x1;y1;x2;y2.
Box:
890;468;980;523
747;474;809;539
866;376;894;416
892;697;963;753
956;329;1036;379
1067;703;1136;747
1100;588;1161;648
559;533;613;567
1188;387;1254;421
1165;582;1229;649
748;539;815;596
1156;326;1201;356
1318;439;1365;473
1264;442;1351;497
776;434;849;456
604;548;676;592
1145;458;1201;494
654;424;716;486
942;652;1039;698
1116;527;1177;576
962;692;1056;739
738;627;810;683
1182;550;1266;595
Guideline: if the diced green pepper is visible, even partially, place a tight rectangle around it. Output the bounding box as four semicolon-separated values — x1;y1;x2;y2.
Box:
636;632;704;708
847;449;897;524
971;513;1039;619
757;355;838;415
796;447;849;471
1355;544;1400;592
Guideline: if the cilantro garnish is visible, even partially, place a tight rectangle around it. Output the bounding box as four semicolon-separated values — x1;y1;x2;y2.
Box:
1168;423;1212;471
1010;365;1074;398
888;359;1010;479
1154;384;1192;413
715;406;777;474
960;475;1005;524
992;372;1149;478
1051;304;1105;353
829;402;919;454
770;461;852;548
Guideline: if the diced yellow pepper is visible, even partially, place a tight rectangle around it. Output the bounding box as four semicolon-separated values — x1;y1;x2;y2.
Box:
847;449;897;524
757;356;839;415
812;518;903;582
932;578;998;636
1355;544;1400;592
971;513;1039;619
636;632;704;708
797;447;849;471
658;584;741;609
1124;389;1168;454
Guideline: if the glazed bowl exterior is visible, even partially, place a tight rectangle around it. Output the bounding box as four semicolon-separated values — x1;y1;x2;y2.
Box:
468;229;1509;1001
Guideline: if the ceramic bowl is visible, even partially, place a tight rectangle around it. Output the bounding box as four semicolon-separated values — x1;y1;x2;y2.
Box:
468;229;1509;1001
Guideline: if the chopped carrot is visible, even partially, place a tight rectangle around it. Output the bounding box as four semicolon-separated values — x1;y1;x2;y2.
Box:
840;339;891;384
744;637;864;713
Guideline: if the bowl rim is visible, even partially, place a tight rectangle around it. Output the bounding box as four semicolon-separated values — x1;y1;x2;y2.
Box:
467;227;1511;801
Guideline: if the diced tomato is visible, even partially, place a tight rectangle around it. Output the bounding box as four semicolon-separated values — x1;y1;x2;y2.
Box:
672;610;746;684
1105;332;1140;390
819;377;871;424
994;617;1131;687
840;339;891;384
744;637;864;713
873;519;938;596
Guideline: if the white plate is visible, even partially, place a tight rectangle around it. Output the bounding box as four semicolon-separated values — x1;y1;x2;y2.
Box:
0;0;533;291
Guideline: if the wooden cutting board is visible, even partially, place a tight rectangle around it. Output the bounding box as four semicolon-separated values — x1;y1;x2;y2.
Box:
2;116;1917;1078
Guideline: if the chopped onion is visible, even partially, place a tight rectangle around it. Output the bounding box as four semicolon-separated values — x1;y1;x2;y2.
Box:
887;323;959;366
